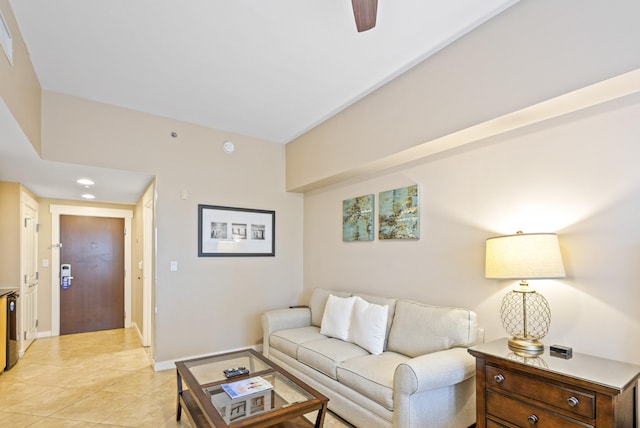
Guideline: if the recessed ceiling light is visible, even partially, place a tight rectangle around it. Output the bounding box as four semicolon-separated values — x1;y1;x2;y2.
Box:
81;194;96;200
77;178;94;186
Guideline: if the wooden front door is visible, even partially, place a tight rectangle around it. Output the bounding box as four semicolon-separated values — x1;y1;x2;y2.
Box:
60;215;124;335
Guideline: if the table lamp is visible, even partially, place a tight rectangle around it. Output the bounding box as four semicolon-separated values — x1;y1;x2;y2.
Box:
485;232;565;354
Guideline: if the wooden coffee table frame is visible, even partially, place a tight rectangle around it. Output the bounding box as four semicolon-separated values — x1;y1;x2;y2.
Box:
176;349;328;427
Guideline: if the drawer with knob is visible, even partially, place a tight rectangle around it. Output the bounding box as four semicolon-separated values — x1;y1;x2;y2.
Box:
486;365;595;420
469;339;640;428
486;390;594;427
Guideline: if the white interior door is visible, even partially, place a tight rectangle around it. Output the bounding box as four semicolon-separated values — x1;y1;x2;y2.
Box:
142;190;154;348
21;192;39;352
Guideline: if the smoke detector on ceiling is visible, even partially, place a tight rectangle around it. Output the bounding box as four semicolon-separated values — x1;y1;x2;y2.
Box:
222;141;235;153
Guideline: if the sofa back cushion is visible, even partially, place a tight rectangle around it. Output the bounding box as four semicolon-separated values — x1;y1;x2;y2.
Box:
320;294;357;341
387;300;478;358
309;288;352;327
353;293;396;350
348;296;389;355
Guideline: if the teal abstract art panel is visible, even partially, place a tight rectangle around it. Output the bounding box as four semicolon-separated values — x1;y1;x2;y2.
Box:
343;194;375;241
378;185;419;239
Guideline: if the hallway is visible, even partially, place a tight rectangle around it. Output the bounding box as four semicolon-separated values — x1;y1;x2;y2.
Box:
0;329;182;427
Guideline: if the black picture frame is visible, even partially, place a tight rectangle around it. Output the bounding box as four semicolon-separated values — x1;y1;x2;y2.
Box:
198;204;275;257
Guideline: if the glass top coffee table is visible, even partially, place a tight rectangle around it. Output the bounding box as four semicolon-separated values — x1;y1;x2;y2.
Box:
176;348;328;427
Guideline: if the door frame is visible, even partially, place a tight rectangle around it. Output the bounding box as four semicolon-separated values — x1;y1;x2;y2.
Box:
50;205;133;336
20;191;39;353
141;186;154;347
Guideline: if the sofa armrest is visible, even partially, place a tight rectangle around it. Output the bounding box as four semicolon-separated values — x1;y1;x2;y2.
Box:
261;307;312;357
394;347;476;394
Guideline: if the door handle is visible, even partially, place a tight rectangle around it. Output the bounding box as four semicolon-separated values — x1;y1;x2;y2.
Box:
61;264;73;289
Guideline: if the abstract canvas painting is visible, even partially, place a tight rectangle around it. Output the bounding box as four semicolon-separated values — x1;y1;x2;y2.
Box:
378;185;419;240
343;194;375;241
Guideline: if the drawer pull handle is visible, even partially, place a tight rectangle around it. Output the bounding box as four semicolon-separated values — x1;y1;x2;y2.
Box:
567;396;579;407
528;414;539;424
493;374;505;383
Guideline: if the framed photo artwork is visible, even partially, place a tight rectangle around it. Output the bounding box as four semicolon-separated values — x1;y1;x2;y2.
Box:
198;204;275;256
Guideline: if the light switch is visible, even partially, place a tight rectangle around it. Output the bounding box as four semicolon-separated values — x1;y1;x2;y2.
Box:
170;261;178;272
42;259;49;267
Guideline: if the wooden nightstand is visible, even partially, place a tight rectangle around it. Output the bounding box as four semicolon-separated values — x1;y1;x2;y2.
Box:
468;339;640;428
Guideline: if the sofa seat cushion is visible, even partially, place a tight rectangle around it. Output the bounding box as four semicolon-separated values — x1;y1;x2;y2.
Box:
298;338;369;380
337;351;409;411
269;326;327;359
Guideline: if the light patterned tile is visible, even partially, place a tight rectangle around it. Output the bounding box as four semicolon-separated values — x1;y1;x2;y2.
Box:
28;417;95;427
147;374;179;398
0;382;54;411
0;328;353;428
101;392;178;427
0;410;43;427
0;361;54;383
103;370;175;395
3;385;93;417
19;365;86;387
50;390;140;423
63;367;131;390
92;424;145;428
157;413;193;428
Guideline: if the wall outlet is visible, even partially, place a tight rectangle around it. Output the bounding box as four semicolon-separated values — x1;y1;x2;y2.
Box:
170;261;178;272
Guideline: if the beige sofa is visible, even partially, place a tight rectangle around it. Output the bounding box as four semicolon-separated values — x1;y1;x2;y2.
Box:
261;288;480;428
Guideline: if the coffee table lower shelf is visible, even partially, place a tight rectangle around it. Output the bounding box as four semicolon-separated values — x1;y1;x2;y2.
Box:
179;389;315;428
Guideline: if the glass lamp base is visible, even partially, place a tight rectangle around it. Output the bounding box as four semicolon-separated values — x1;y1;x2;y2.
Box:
508;336;544;355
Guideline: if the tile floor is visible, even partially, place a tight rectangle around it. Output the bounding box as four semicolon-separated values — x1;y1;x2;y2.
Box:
0;328;351;427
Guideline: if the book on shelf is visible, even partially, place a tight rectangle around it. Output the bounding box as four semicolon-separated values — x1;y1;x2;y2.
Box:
221;376;273;399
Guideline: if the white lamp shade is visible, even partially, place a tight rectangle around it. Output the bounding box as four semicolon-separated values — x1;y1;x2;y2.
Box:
485;233;565;279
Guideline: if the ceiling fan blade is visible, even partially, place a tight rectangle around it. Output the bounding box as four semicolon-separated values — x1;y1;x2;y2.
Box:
351;0;377;32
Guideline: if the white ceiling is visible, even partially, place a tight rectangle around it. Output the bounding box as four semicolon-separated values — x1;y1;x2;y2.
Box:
0;100;154;203
2;0;518;203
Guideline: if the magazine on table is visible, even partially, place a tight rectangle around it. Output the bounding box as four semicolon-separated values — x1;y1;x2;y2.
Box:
221;376;273;399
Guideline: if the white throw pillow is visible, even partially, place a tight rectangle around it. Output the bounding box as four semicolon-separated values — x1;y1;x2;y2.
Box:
349;296;389;355
320;294;357;341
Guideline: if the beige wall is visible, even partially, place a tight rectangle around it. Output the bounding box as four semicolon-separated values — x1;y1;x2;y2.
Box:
286;0;640;366
39;92;304;363
0;182;21;287
286;0;640;192
0;183;38;288
303;93;640;364
0;0;41;153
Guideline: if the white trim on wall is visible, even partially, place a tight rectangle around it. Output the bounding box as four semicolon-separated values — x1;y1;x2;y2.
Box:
49;204;133;336
142;186;154;348
153;345;263;372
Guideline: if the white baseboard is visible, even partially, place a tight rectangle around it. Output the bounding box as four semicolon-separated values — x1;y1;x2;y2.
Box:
131;321;143;342
34;327;264;375
153;344;264;372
